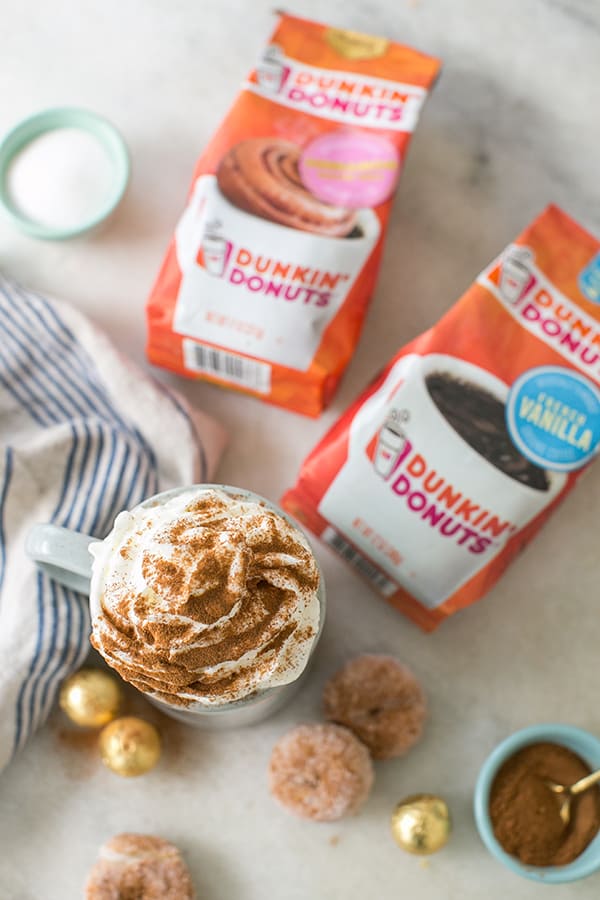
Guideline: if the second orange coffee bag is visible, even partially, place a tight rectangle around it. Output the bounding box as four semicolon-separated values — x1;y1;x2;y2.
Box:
283;206;600;629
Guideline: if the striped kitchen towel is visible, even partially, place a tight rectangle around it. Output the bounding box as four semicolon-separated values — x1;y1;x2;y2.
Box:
0;273;226;772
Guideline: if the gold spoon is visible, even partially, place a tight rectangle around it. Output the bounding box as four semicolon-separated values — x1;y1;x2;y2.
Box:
546;769;600;826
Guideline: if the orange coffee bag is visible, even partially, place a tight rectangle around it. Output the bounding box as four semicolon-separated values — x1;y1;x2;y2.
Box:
283;206;600;629
146;13;440;416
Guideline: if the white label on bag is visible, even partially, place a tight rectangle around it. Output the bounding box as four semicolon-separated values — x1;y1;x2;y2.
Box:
318;353;567;608
172;176;380;372
246;47;427;132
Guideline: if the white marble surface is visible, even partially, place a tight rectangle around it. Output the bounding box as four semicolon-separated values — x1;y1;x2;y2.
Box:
1;0;600;897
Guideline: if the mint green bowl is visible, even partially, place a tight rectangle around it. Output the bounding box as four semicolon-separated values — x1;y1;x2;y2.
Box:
474;724;600;884
0;107;130;240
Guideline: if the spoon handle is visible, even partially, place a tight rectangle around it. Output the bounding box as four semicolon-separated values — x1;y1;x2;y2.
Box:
570;768;600;796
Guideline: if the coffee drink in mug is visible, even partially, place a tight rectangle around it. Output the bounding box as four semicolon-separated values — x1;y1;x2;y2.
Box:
27;486;325;727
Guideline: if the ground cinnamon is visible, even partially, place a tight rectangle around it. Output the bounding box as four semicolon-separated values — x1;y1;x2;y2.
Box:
490;742;600;866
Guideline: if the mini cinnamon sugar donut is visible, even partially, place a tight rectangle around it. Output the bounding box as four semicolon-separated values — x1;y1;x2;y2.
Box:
268;723;374;821
323;654;427;761
216;138;357;237
85;833;195;900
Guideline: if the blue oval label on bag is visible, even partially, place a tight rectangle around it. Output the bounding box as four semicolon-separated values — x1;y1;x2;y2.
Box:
579;252;600;304
506;366;600;471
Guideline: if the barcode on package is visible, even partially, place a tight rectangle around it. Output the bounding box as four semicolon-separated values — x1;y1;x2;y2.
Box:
322;527;398;597
182;340;271;394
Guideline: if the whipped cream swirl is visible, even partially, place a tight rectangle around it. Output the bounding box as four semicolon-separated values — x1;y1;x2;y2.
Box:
90;488;321;706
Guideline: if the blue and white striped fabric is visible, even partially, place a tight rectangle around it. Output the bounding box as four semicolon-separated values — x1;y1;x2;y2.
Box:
0;273;225;772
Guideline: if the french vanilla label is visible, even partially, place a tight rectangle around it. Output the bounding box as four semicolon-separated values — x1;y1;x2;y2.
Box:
480;246;600;385
247;46;427;132
173;175;380;371
317;353;566;608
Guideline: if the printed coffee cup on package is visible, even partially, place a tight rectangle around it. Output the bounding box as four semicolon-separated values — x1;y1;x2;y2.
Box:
283;206;600;630
146;13;440;416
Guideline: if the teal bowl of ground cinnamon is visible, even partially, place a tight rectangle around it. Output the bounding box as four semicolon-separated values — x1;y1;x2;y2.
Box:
474;724;600;883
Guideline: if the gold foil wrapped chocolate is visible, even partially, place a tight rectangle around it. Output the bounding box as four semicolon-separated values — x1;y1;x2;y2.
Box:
99;717;161;777
391;794;451;855
59;668;122;728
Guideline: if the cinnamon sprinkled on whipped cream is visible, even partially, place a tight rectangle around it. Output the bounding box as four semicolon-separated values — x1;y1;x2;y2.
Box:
89;488;321;707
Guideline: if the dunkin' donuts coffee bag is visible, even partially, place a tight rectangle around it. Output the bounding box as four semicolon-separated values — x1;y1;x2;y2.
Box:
146;13;440;416
283;206;600;630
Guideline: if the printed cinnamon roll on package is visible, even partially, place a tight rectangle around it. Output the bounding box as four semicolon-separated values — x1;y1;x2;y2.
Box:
283;206;600;630
146;13;440;416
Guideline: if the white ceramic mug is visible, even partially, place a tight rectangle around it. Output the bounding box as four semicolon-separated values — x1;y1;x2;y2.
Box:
26;484;326;728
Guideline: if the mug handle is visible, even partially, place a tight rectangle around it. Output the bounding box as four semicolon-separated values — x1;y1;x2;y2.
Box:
26;524;95;594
